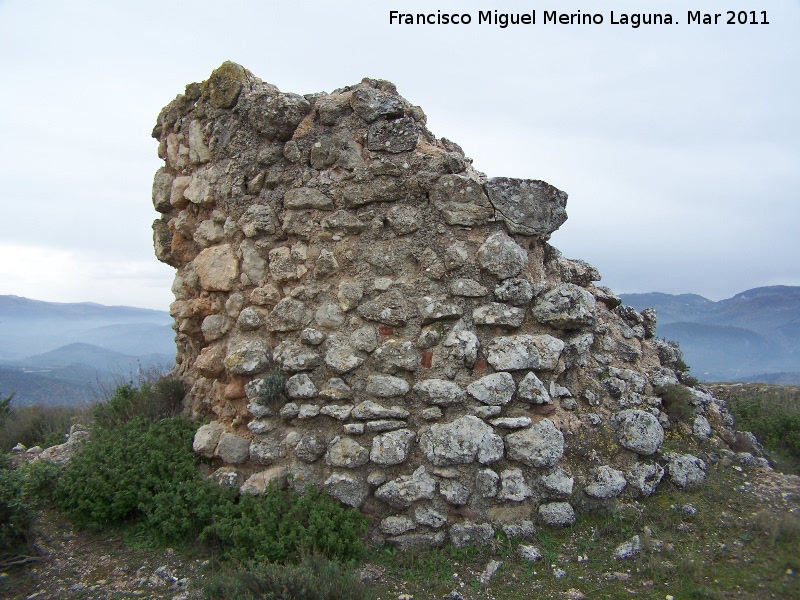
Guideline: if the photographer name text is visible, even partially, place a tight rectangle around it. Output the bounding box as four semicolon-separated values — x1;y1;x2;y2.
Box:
388;9;770;28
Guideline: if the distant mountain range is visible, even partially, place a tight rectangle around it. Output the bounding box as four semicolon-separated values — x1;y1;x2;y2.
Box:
0;296;175;406
620;286;800;383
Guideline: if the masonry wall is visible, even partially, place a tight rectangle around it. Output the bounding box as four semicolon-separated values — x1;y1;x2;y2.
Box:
150;62;738;546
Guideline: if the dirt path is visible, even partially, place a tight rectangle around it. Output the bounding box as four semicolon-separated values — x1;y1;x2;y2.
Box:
1;509;205;600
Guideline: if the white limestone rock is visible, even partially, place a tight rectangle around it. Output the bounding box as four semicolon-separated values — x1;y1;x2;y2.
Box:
324;472;369;507
450;522;495;548
538;502;576;526
285;374;317;399
584;465;627;499
539;467;575;498
504;418;564;468
375;466;437;508
380;515;417;536
413;379;466;406
366;374;410;398
215;433;250;464
477;231;527;280
499;468;532;501
419;415;504;466
370;429;416;465
666;453;707;488
614;409;665;455
467;372;516;406
193;423;224;458
625;462;665;497
517;372;551;404
325;436;369;468
531;283;597;330
486;335;564;371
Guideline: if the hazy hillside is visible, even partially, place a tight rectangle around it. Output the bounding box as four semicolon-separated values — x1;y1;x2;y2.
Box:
0;295;174;359
621;286;800;382
0;366;97;406
0;296;175;406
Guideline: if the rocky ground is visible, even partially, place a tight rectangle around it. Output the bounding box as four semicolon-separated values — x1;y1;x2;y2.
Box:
2;460;798;600
1;508;206;599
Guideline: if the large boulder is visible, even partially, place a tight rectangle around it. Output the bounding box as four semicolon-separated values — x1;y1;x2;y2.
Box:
484;177;568;236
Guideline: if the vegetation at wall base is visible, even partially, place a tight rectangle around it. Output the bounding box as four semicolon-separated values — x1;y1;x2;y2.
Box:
203;552;373;600
364;463;799;600
655;383;697;423
3;380;799;598
52;379;367;565
55;415;209;536
206;483;367;564
713;383;800;474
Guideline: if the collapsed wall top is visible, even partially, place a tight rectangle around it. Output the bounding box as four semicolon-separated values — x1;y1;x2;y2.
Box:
151;60;568;268
149;62;745;547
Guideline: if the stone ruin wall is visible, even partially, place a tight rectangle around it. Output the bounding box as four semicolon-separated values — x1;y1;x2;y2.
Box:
150;62;745;546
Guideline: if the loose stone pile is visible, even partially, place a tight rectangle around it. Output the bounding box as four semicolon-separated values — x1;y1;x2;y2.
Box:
150;62;748;547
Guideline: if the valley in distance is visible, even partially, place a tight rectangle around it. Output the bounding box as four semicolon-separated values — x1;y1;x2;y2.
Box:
0;295;174;407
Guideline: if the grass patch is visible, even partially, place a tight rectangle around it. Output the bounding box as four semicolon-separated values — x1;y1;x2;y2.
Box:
714;384;800;473
366;460;800;599
0;402;84;453
203;552;374;600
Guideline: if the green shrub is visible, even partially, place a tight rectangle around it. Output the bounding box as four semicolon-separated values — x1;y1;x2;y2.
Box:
0;466;31;553
55;416;201;533
142;476;236;545
249;372;285;409
0;459;61;553
91;377;184;429
0;393;12;417
656;384;696;422
203;552;373;600
57;384;366;561
207;483;367;564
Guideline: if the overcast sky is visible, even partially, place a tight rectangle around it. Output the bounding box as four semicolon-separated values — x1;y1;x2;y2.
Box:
1;0;798;311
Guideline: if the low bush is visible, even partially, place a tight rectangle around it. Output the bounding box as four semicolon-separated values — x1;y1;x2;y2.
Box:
57;381;367;562
207;483;367;564
656;384;696;422
0;459;61;554
203;552;373;600
0;465;31;553
91;377;184;429
55;416;208;536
